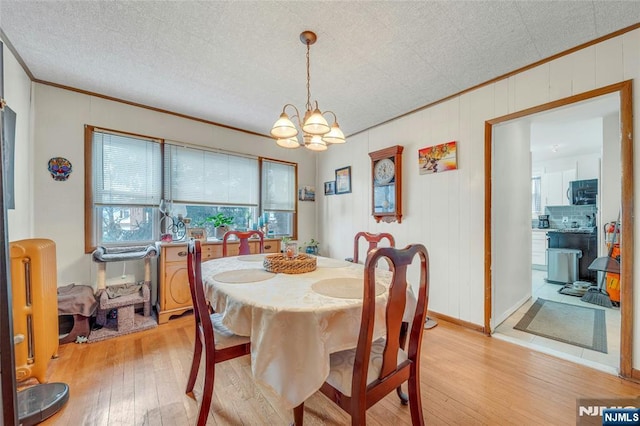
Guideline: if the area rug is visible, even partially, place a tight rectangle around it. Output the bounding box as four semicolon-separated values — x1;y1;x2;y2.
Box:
513;298;607;353
87;311;157;343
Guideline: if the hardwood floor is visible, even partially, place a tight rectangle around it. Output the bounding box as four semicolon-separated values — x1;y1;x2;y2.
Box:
28;314;640;425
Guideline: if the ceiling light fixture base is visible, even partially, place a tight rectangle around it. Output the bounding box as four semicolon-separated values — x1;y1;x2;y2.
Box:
300;31;317;45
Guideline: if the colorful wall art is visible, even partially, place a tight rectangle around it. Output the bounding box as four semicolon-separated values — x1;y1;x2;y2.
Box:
418;141;457;174
48;157;73;181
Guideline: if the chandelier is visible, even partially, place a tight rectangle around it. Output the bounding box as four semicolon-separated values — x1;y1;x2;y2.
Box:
270;31;346;151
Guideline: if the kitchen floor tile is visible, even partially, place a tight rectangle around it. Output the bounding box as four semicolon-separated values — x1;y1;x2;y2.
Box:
492;268;620;373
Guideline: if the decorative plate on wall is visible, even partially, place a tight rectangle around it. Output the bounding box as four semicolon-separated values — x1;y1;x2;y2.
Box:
47;157;72;181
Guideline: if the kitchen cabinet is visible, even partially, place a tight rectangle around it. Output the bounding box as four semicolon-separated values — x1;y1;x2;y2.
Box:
532;230;547;268
157;238;281;324
541;169;576;208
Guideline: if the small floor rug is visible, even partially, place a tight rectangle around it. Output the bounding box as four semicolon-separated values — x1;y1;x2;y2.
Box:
87;311;157;343
513;298;607;353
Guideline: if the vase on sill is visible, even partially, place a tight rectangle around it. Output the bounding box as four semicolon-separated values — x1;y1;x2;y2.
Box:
215;225;229;240
305;246;318;255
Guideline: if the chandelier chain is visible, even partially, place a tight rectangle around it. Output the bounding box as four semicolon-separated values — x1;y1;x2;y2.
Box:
306;40;312;112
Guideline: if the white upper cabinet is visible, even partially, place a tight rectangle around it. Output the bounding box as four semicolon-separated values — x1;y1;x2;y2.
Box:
541;168;576;208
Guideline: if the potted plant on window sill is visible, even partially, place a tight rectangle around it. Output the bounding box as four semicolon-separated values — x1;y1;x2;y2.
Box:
206;213;234;240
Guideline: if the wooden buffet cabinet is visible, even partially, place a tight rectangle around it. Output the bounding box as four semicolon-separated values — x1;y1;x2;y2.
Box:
157;238;281;324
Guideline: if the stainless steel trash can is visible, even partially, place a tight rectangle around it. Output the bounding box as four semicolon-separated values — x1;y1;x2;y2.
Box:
546;248;582;284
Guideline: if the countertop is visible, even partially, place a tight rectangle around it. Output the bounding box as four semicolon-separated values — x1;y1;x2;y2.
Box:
532;227;596;234
157;237;282;246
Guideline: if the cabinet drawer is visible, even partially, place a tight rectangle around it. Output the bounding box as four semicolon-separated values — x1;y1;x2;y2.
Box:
263;240;280;253
202;244;222;260
164;245;189;262
531;231;548;266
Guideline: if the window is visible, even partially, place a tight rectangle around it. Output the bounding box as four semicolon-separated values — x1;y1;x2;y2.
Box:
261;159;297;237
164;144;259;236
86;127;162;251
86;128;298;251
532;176;541;216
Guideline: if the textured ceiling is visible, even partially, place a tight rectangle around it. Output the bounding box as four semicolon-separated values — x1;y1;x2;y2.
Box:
0;1;639;139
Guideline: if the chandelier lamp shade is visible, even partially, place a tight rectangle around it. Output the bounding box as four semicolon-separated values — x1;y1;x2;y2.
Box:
270;31;346;151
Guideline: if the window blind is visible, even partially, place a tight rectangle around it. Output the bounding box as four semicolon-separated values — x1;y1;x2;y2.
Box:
532;176;541;214
164;144;258;206
92;131;162;205
262;160;295;211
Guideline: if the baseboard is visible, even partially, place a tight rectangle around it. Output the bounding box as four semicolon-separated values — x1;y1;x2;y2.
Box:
427;311;485;333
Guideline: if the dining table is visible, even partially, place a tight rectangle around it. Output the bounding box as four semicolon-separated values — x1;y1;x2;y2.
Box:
200;253;417;410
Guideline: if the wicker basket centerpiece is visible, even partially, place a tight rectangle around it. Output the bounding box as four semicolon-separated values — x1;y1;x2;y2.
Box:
263;253;316;274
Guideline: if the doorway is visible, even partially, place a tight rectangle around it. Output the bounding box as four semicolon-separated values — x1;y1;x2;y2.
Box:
484;81;634;378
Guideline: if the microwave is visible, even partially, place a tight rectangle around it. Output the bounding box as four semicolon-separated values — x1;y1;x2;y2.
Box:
567;179;598;205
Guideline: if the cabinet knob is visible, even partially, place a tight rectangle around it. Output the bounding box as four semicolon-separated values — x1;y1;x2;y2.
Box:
178;251;187;257
265;245;271;250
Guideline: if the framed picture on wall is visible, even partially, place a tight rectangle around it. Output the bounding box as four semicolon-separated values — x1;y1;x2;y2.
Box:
324;181;335;195
335;166;352;194
298;185;315;201
187;227;207;241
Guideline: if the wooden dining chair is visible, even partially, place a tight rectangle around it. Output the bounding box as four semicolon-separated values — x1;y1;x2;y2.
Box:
185;239;251;426
293;244;430;426
351;231;396;264
349;231;411;404
222;230;264;257
352;232;437;329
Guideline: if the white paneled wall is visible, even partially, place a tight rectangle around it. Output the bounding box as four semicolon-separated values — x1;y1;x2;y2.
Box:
492;120;532;328
571;47;597;94
317;28;640;369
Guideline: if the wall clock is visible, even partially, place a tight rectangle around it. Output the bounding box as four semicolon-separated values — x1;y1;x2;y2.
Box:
369;145;403;223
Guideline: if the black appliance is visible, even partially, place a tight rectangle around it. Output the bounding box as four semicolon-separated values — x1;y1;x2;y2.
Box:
567;178;598;205
538;215;549;228
547;229;597;281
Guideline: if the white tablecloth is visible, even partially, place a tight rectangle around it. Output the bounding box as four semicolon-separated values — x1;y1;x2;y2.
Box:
201;255;416;409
